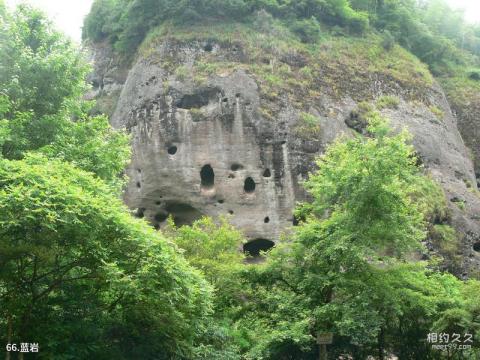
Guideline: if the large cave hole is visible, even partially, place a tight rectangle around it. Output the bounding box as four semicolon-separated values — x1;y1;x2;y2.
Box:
263;169;271;178
473;242;480;252
176;87;221;109
244;177;256;193
166;202;203;227
244;239;275;260
200;164;215;189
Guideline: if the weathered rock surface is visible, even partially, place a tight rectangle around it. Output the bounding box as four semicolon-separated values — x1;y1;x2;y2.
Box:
89;38;480;275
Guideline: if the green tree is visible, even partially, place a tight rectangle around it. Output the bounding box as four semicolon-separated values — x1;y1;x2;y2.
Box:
0;155;213;359
0;5;130;186
239;117;480;359
166;217;246;359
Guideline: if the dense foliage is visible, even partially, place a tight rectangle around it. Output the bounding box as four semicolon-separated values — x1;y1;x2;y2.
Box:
0;6;216;359
0;156;213;359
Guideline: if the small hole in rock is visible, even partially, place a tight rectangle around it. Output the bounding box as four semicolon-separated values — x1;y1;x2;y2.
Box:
136;182;141;188
228;173;235;179
263;169;271;178
231;163;243;171
218;199;225;204
168;146;177;155
236;93;241;98
222;97;228;103
204;43;213;52
244;177;256;193
200;164;215;189
264;217;270;223
137;169;142;173
228;210;234;215
156;201;162;205
474;242;480;252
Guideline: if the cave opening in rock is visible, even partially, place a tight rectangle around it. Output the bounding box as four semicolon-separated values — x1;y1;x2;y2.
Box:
136;182;141;188
231;163;243;171
166;202;203;226
244;177;256;193
263;169;271;178
176;88;221;109
474;242;480;252
243;239;275;258
168;146;177;155
264;216;270;223
135;208;145;218
154;212;168;223
200;164;215;189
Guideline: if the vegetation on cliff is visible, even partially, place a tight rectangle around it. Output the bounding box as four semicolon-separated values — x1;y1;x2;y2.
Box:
83;0;480;73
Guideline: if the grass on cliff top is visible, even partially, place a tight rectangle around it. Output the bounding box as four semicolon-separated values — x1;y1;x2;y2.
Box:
138;20;434;108
439;72;480;108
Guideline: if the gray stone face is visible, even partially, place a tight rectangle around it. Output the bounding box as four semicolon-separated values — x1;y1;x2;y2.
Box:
92;39;480;275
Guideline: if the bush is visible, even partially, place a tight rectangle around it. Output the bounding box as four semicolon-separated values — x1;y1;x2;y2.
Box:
468;71;480;81
376;95;400;109
345;9;369;34
381;30;395;51
290;16;321;43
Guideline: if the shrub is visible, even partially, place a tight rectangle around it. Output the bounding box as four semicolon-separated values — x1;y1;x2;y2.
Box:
376;95;400;110
290;17;321;43
381;30;395;51
468;71;480;81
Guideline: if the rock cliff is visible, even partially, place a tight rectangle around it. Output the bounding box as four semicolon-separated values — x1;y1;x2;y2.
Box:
87;26;480;276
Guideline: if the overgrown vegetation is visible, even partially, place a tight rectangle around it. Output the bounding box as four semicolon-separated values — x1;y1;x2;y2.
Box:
83;0;480;75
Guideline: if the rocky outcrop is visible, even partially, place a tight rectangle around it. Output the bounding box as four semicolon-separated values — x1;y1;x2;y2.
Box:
89;37;480;275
